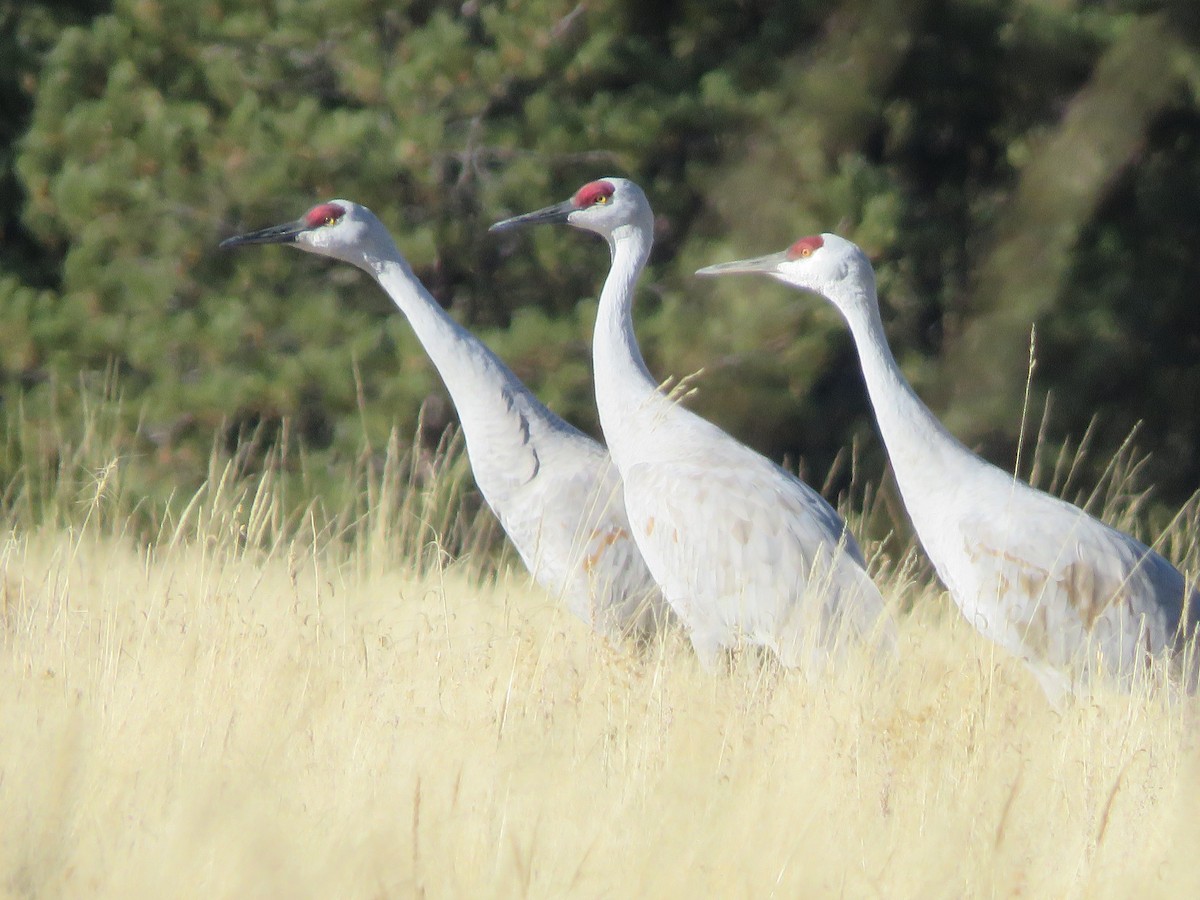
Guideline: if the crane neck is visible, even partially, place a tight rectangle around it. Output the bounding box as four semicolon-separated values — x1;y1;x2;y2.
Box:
359;245;561;484
833;281;979;497
592;221;666;466
365;249;498;404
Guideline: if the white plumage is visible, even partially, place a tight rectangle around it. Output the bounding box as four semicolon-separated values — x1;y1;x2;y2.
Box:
699;232;1198;697
491;179;894;667
221;199;670;639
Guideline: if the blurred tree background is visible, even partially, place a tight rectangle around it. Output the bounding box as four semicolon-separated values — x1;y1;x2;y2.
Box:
3;0;1200;536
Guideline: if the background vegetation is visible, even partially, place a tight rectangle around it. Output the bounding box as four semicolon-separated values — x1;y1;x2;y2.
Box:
4;0;1200;532
5;6;1200;889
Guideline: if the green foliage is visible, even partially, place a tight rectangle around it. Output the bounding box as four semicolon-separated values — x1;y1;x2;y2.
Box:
3;0;1200;531
0;0;109;288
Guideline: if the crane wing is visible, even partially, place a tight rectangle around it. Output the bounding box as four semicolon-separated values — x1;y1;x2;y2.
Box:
620;448;887;664
460;384;542;500
960;489;1189;673
490;419;669;637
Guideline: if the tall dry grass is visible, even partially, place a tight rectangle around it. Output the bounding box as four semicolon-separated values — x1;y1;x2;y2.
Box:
1;401;1199;898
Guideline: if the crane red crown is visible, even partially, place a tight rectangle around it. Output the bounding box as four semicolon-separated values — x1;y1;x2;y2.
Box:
305;202;347;228
573;180;615;207
786;235;824;259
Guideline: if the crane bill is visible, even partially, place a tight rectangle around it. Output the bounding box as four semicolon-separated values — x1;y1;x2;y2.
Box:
219;219;308;249
695;250;791;277
488;199;575;233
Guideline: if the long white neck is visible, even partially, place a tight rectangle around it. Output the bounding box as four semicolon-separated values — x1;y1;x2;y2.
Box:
360;244;558;491
834;281;981;510
591;223;668;467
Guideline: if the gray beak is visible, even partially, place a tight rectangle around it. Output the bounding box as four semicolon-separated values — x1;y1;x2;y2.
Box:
488;199;575;233
219;219;308;249
695;250;791;277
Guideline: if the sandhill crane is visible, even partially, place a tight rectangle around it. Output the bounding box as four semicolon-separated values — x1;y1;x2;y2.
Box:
220;199;671;639
490;180;894;668
698;233;1199;698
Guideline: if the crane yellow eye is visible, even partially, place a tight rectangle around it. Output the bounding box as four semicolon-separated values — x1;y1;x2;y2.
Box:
304;203;347;229
572;180;616;208
786;235;825;260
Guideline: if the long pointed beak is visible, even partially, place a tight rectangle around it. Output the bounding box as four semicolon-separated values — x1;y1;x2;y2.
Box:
219;219;308;249
488;199;575;233
695;250;791;277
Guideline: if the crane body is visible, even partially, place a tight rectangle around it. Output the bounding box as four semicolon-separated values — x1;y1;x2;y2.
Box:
492;180;894;668
699;233;1198;697
221;200;669;638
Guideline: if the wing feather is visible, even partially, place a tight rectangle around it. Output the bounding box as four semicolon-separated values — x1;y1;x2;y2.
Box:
961;490;1188;675
497;427;668;637
621;445;888;663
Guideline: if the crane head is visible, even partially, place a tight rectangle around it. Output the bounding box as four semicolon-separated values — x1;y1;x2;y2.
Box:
696;233;876;313
220;200;394;269
489;177;652;240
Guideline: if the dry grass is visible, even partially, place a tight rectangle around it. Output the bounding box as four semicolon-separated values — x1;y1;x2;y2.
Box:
1;424;1199;898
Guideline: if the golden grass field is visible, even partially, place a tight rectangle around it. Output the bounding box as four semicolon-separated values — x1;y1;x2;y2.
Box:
2;424;1199;898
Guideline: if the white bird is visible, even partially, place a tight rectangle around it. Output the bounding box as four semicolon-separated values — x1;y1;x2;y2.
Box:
220;199;671;639
490;179;893;668
698;233;1199;697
